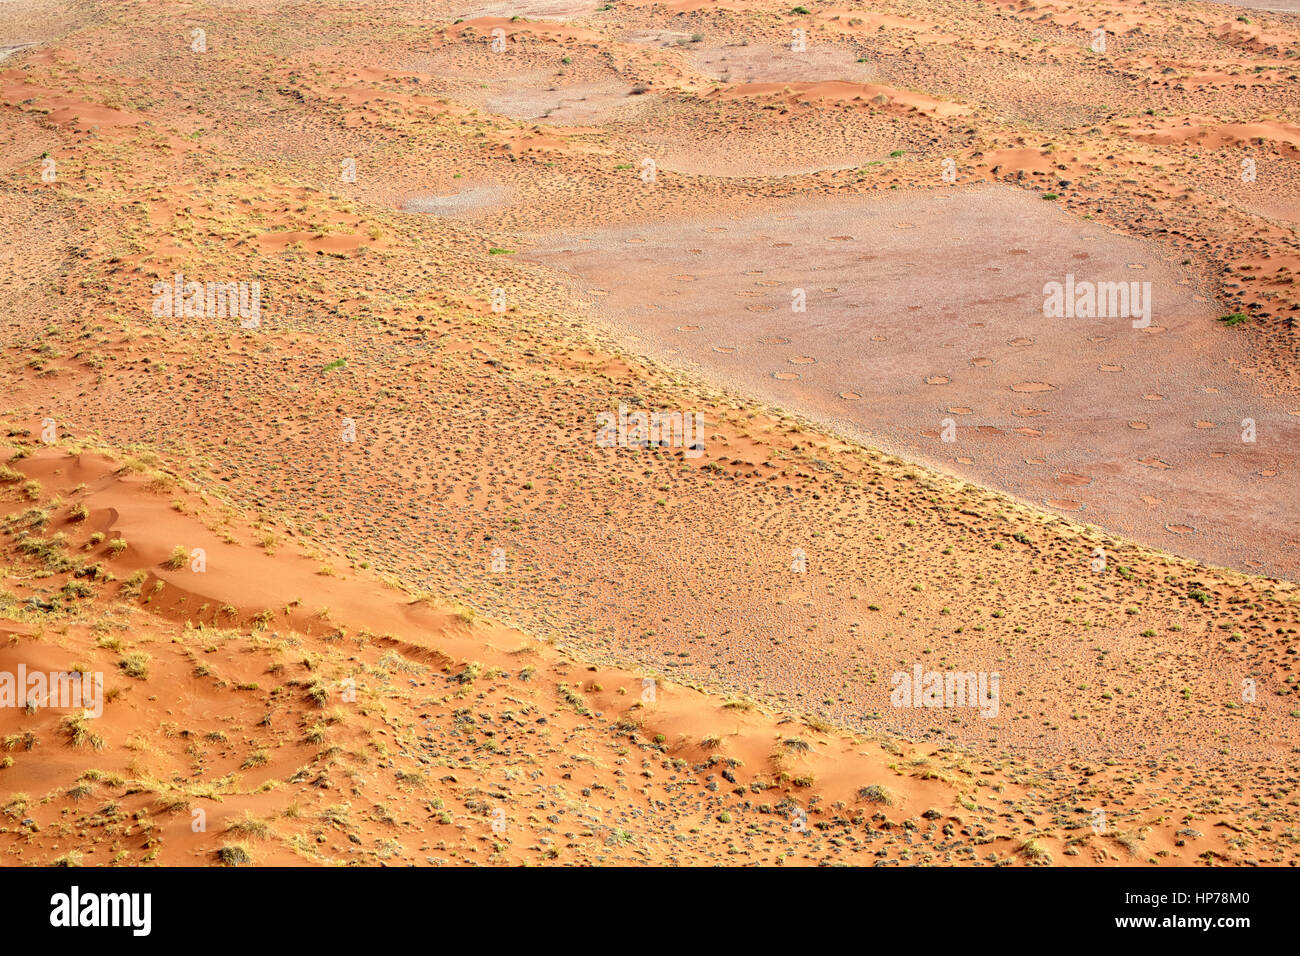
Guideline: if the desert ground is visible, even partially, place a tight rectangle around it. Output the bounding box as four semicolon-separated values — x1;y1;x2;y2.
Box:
0;0;1297;867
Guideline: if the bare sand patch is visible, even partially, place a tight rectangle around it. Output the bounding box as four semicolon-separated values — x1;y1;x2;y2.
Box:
485;79;641;123
621;28;696;46
1208;0;1300;9
685;42;877;84
1240;196;1300;224
527;185;1300;578
401;185;507;216
454;0;603;18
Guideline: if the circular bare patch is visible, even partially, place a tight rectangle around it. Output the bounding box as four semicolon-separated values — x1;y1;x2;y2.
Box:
1046;498;1084;511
